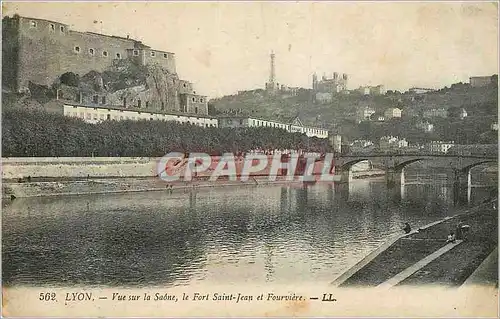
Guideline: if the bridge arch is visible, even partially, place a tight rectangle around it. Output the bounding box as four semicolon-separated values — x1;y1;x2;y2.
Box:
393;158;426;171
459;160;497;173
339;159;370;170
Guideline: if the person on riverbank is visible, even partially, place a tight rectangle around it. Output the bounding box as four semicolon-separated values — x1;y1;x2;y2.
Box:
446;232;456;243
402;222;411;234
456;221;464;240
461;224;471;241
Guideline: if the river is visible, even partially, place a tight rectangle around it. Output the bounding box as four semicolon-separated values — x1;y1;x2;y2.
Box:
2;170;497;288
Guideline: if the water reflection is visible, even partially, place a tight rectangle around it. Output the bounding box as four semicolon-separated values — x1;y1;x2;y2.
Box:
3;173;496;288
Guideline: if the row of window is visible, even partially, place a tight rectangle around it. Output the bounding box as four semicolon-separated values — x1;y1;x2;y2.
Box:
67;111;216;127
29;20;65;33
29;20;173;60
301;128;328;135
191;97;205;103
29;20;174;62
73;46;172;59
249;119;326;135
73;46;168;59
89;96;204;112
250;119;288;129
75;46;121;59
132;50;170;59
70;105;210;121
306;128;327;135
149;51;170;58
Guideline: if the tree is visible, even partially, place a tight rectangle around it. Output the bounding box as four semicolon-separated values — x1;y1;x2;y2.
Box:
1;108;330;157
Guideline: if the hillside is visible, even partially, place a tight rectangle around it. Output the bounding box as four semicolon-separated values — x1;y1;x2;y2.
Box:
208;88;315;123
209;83;498;143
16;59;181;114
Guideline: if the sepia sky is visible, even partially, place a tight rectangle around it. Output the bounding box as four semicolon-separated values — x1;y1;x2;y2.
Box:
3;1;498;98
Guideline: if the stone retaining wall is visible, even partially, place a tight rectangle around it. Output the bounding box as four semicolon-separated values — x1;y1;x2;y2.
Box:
2;157;158;179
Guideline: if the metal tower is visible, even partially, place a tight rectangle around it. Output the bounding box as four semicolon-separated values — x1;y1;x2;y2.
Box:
269;51;276;84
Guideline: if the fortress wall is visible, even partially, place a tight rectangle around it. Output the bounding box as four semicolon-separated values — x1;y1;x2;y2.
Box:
143;49;176;74
2;16;20;92
11;16;179;92
4;15;209;118
18;18;138;90
17;16;134;90
58;31;132;75
17;17;61;89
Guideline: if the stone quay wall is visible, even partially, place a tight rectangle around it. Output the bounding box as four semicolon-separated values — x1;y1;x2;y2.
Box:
2;157;159;180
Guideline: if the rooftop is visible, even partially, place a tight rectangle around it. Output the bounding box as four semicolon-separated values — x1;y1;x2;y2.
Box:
84;31;145;45
8;14;175;55
217;114;328;130
9;14;68;27
61;101;217;119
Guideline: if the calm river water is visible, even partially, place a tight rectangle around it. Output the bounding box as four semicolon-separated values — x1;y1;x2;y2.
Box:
3;171;496;288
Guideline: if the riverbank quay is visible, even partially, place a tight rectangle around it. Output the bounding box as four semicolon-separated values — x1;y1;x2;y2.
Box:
1;156;384;199
3;174;374;199
460;247;498;288
2;170;384;199
1;176;290;199
334;200;498;288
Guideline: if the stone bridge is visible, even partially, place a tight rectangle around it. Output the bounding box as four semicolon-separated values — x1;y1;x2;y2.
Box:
333;153;498;189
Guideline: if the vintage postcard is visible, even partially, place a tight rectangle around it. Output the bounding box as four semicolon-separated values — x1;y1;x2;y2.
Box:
1;1;498;317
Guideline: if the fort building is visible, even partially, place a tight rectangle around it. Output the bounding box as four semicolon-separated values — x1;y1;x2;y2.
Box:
2;14;208;115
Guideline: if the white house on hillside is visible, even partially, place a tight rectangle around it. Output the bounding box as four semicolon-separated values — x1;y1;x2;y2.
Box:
426;141;455;153
416;121;434;132
384;107;402;119
356;106;376;122
379;136;408;150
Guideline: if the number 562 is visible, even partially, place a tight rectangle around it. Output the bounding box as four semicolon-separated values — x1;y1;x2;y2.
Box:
39;292;56;301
